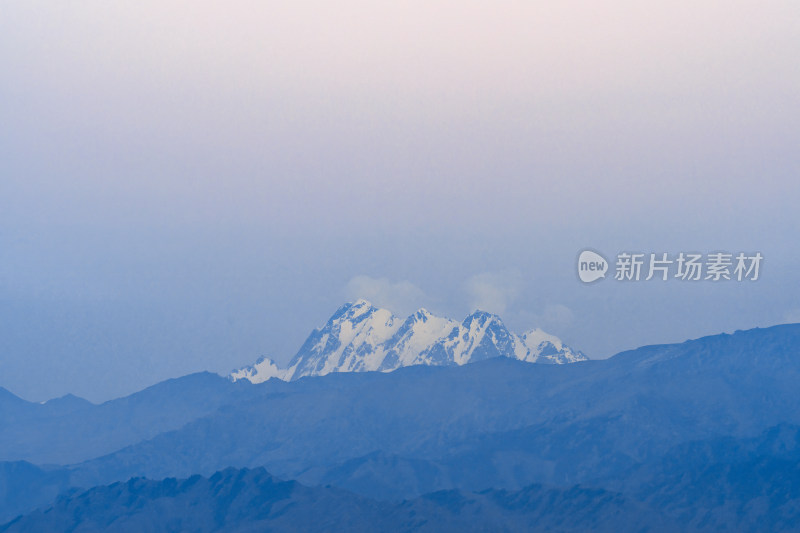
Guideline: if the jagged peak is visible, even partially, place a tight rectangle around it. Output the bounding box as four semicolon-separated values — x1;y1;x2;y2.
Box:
522;328;564;348
409;308;434;321
231;302;586;383
463;310;503;326
328;299;381;324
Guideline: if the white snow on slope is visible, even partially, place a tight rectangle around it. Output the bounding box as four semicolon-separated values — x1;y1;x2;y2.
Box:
231;300;587;383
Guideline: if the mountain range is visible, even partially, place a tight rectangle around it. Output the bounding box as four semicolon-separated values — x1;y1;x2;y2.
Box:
1;322;800;531
0;467;676;533
230;299;587;383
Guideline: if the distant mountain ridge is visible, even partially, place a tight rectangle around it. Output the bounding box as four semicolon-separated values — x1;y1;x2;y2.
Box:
1;467;676;533
230;300;587;383
2;324;800;530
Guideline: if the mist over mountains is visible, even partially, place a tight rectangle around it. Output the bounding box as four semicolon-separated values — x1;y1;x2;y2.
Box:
1;321;799;531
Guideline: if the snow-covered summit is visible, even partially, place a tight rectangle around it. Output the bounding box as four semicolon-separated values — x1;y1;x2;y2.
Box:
230;300;587;384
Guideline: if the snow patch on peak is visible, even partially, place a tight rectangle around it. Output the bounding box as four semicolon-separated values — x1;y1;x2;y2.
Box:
522;328;566;351
348;298;373;313
520;328;587;364
411;308;433;320
332;299;375;322
230;356;287;384
463;310;501;324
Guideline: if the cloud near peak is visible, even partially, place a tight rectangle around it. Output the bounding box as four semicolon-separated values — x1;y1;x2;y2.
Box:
344;275;427;317
464;270;523;316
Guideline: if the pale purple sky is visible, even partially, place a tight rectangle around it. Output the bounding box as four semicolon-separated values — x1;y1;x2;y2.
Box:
1;1;799;401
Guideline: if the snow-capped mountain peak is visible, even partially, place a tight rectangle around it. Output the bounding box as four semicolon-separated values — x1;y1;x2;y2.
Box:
520;328;586;364
231;302;587;383
230;356;287;382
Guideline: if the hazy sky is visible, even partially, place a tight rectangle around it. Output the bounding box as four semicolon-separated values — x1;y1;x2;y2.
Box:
2;1;799;402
